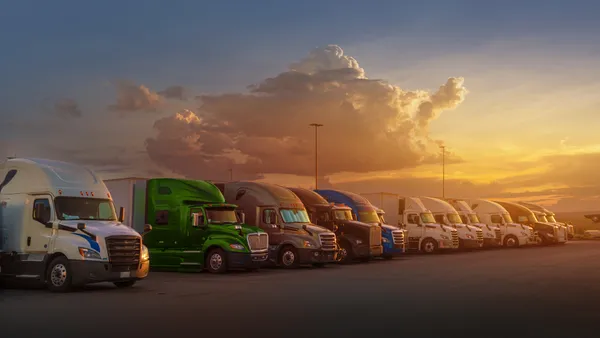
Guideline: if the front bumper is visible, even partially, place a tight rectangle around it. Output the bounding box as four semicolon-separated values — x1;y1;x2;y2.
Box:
460;238;483;249
438;239;459;250
227;251;269;269
297;248;337;264
483;238;501;247
382;241;405;256
70;259;149;286
370;245;383;257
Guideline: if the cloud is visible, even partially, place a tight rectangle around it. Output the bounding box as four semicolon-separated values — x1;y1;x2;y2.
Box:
158;85;187;100
108;80;162;112
53;98;82;118
146;45;468;179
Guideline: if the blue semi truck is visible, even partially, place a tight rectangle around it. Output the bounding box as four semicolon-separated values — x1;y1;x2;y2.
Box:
315;189;406;258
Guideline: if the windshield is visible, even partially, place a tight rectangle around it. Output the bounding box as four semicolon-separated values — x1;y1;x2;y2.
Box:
378;214;386;223
537;215;548;223
459;215;468;224
55;197;117;221
334;209;353;221
528;214;538;223
502;214;513;223
420;212;436;224
280;208;311;223
468;214;480;223
447;213;462;224
205;207;239;224
358;210;380;223
546;215;557;223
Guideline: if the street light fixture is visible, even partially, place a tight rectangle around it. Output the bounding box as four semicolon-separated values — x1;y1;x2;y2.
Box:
309;123;323;189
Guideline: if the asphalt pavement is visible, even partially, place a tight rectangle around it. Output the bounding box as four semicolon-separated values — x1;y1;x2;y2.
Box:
2;241;600;338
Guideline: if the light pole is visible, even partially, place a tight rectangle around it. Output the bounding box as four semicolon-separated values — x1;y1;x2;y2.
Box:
440;145;445;198
309;123;323;189
228;168;233;181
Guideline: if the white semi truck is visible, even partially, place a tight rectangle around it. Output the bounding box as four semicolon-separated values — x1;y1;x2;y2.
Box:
419;197;484;249
469;199;535;247
446;198;501;247
518;202;571;242
0;158;150;292
361;193;458;254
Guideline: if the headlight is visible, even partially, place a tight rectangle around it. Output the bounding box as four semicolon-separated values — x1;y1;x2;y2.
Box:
440;234;449;240
141;245;150;261
229;243;245;250
356;239;363;245
382;237;390;243
79;247;101;260
546;233;554;237
466;234;474;239
303;240;314;248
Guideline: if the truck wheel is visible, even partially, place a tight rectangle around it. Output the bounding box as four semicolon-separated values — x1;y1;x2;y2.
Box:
504;235;519;248
46;256;73;293
337;241;354;264
278;246;299;268
206;248;228;274
421;239;438;254
114;280;137;288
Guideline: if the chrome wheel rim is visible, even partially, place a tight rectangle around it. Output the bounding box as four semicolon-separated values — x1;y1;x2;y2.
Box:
506;237;517;247
209;253;223;271
424;241;435;253
50;264;67;287
282;250;295;266
337;248;347;262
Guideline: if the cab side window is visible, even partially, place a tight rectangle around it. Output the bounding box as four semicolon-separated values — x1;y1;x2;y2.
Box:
517;216;528;223
33;199;51;225
155;210;169;225
491;215;503;223
434;215;445;224
262;209;276;224
407;213;418;224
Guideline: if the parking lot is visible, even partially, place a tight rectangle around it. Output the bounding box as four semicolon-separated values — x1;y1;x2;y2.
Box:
2;241;600;337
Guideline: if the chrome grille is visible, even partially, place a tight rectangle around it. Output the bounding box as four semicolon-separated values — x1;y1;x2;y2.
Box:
530;228;535;239
476;229;483;241
494;229;501;240
370;227;382;246
319;232;337;251
247;233;268;252
392;230;404;246
106;236;141;272
451;231;459;247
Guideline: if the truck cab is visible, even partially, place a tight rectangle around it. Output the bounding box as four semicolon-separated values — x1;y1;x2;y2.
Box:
446;198;501;247
105;178;269;274
419;197;484;250
518;201;571;241
469;199;534;247
217;182;337;268
290;188;393;262
0;158;149;292
494;201;558;245
530;210;567;244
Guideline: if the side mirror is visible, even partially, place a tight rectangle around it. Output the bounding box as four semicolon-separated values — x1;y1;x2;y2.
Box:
143;224;152;234
118;207;125;223
192;213;203;227
77;223;86;230
239;212;246;224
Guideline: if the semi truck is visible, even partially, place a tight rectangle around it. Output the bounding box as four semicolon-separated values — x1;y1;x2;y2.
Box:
529;209;567;244
0;158;150;292
104;178;269;274
494;201;558;246
469;199;534;247
419;197;484;249
518;202;573;240
216;182;337;268
292;188;394;261
361;192;459;254
585;214;600;223
446;198;501;247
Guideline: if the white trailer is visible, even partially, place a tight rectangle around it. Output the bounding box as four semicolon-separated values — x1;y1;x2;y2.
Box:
103;178;149;233
469;199;534;247
446;198;501;247
0;158;150;292
361;193;458;253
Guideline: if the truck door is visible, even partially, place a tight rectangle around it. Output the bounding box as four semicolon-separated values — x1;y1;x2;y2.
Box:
259;207;282;245
405;213;422;250
490;214;505;237
183;207;206;267
30;196;55;255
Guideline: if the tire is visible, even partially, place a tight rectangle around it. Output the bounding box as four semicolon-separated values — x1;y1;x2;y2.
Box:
336;241;354;264
504;235;519;248
206;248;228;274
114;280;137;288
420;238;438;254
46;256;73;293
312;263;326;268
278;246;299;269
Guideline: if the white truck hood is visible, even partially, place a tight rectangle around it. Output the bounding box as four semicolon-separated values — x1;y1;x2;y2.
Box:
60;220;140;238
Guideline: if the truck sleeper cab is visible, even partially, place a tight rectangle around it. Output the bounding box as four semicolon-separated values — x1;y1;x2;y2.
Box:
518;201;570;242
446;199;501;247
289;188;391;263
314;189;389;259
105;178;269;274
0;158;149;292
494;201;557;246
218;182;337;268
419;197;484;250
469;199;534;248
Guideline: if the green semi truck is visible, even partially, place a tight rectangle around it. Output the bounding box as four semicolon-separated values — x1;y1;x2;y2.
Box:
104;178;269;273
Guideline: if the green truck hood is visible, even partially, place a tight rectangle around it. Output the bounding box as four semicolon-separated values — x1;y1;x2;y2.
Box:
209;223;264;236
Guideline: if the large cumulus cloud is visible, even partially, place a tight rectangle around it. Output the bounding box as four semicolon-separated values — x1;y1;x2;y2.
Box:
146;45;468;179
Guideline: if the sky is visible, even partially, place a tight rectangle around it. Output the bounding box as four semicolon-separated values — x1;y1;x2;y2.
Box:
1;0;600;212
